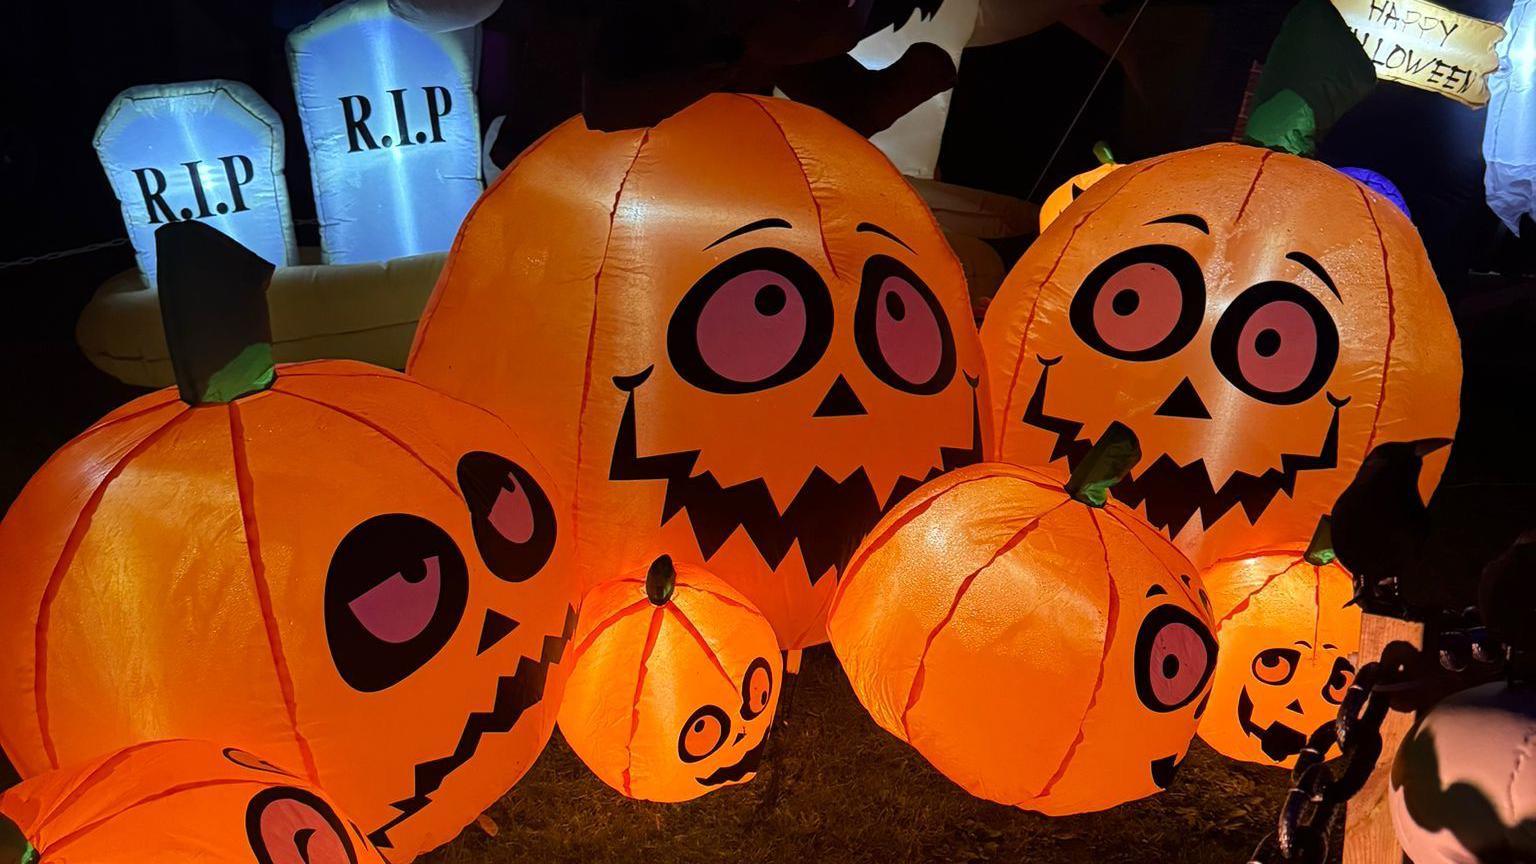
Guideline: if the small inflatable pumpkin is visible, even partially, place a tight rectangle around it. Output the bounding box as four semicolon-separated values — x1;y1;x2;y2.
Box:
982;143;1461;569
0;223;577;861
828;427;1218;815
1038;143;1121;232
408;93;991;649
1197;519;1360;768
559;556;781;802
0;739;388;864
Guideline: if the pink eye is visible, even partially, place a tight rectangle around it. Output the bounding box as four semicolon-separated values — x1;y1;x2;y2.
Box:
247;788;356;864
855;255;956;394
1071;245;1204;361
346;556;442;644
488;474;534;544
669;248;832;394
1134;605;1217;712
1212;282;1338;405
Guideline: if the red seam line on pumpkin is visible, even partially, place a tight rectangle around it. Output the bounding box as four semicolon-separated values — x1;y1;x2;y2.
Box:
229;403;322;784
274;390;458;496
34;406;190;770
683;583;756;613
1234;149;1273;225
1312;565;1322;661
28;739;177;835
39;778;265;855
899;501;1070;742
1208;546;1307;567
664;604;737;692
568;598;652;665
572;129;651;567
1357;187;1397;455
1216;559;1307;629
621;607;666;798
23;399;183;494
1031;508;1120;800
1101;508;1202;613
740;95;839;281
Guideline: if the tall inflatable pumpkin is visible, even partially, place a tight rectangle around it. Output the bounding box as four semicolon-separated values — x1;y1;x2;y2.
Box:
0;224;577;861
409;93;990;649
981;143;1461;568
0;739;388;864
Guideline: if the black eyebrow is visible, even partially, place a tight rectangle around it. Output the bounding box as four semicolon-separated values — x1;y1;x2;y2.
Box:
706;218;792;250
1286;251;1340;300
1294;640;1313;648
1323;643;1338;650
856;221;914;252
1147;213;1209;233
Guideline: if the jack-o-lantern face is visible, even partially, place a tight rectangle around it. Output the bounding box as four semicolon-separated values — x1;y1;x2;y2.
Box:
1198;538;1360;768
981;144;1460;567
410;93;991;648
558;558;783;802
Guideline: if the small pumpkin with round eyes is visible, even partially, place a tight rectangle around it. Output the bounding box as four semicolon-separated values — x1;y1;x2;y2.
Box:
0;739;389;864
983;142;1461;569
828;426;1219;815
0;223;577;861
1197;518;1361;768
558;556;782;802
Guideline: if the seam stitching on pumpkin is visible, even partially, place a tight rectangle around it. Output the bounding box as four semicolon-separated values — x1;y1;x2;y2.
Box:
34;406;191;770
22;400;182;507
40;778;266;854
665;605;737;691
1032;508;1119;800
1357;188;1397;455
1312;565;1322;661
229;403;321;784
274;390;458;495
1217;560;1307;629
621;608;666;797
568;598;652;665
899;501;1070;743
1102;508;1202;612
1234;149;1273;224
29;739;176;836
739;95;840;281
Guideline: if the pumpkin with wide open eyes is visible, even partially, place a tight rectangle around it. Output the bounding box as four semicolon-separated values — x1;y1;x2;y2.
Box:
1197;518;1360;769
828;426;1218;815
0;739;388;864
558;556;781;802
982;142;1461;569
408;92;991;650
0;223;578;861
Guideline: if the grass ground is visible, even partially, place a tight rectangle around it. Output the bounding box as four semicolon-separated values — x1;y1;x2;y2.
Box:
425;645;1315;864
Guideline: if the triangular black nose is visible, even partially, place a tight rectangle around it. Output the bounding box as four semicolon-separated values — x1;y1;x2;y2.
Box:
1285;699;1304;715
1154;378;1210;419
476;610;519;655
813;375;867;417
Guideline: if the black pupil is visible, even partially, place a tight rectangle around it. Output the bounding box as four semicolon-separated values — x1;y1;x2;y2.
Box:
1162;654;1180;679
1263;655;1278;667
884;289;906;321
1255;328;1282;357
400;557;429;585
1331;673;1346;689
1111;288;1140;316
755;284;787;316
694;719;706;733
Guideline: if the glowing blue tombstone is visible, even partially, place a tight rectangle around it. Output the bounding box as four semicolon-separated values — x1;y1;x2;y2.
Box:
94;81;297;289
288;0;483;264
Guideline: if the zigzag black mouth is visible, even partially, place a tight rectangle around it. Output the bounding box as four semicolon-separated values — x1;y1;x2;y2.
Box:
1237;686;1309;763
609;367;983;585
1021;355;1345;539
697;734;769;787
367;606;578;849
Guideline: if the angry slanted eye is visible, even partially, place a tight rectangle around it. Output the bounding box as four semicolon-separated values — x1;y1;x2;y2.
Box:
1252;647;1302;686
1134;605;1218;712
854;255;956;395
1211;282;1339;405
1321;656;1355;705
740;657;774;720
678;704;731;763
1070;245;1206;362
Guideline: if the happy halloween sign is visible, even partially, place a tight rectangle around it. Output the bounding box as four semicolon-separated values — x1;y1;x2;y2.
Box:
1332;0;1505;107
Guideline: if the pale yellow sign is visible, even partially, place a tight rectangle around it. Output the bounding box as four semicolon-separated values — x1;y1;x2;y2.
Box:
1332;0;1505;107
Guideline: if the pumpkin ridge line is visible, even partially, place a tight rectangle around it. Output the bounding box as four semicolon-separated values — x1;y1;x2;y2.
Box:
1356;187;1398;456
229;402;321;784
21;399;182;502
1101;508;1202;613
273;390;457;496
34;405;191;770
664;605;736;692
621;608;666;797
25;739;177;835
1312;565;1322;661
568;598;652;665
1216;560;1308;629
739;95;840;281
37;777;265;855
1234;149;1273;225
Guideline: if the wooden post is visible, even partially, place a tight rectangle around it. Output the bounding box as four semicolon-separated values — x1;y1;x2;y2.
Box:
1342;614;1424;864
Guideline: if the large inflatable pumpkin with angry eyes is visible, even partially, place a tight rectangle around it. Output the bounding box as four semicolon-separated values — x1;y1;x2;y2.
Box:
0;224;578;861
981;143;1461;568
409;93;991;649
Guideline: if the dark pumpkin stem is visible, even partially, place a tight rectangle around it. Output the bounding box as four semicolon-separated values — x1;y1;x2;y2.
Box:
155;221;276;406
1304;517;1336;566
1065;421;1142;508
645;556;676;606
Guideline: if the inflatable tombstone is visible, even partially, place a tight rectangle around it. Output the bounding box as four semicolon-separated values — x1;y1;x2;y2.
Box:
288;0;483;264
94;81;296;289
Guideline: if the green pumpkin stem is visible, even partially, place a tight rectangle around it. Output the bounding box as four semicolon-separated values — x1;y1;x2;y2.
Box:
646;556;677;606
155;221;277;406
1092;141;1115;165
0;812;34;864
1304;517;1336;566
1064;422;1142;508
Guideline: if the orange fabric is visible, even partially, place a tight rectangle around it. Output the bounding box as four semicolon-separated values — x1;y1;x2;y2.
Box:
828;462;1218;815
558;563;781;802
1197;546;1360;768
0;360;578;861
1038;162;1121;233
0;739;388;863
982;144;1461;569
409;93;992;650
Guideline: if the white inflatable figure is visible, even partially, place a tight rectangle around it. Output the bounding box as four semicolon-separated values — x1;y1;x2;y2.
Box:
1485;0;1536;233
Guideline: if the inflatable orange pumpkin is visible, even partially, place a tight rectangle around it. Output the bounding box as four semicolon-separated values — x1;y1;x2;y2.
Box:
1197;519;1360;768
828;428;1218;814
982;143;1461;568
0;739;387;864
0;224;577;861
559;556;780;802
408;93;991;649
1039;144;1121;233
